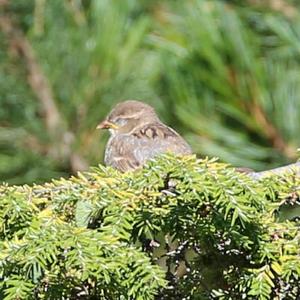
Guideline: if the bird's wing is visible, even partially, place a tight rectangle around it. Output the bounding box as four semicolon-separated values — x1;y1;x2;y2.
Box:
105;122;192;172
131;123;192;164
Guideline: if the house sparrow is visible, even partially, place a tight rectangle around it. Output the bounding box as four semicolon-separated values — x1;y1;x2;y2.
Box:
97;100;192;172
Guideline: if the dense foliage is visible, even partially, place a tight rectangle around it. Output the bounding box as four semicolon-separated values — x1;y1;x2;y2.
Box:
0;155;299;299
1;1;300;299
1;0;300;184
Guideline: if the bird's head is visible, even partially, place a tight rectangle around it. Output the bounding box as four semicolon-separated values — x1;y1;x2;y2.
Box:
97;100;159;135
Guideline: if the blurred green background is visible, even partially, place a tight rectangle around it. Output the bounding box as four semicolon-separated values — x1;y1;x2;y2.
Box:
1;0;300;184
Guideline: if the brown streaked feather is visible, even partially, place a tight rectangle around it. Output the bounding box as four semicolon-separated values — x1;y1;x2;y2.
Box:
104;122;192;172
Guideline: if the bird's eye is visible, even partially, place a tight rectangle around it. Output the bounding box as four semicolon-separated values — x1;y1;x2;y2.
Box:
114;118;128;127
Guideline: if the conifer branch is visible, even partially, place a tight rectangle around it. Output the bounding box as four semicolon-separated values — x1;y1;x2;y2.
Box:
0;2;88;172
251;161;300;179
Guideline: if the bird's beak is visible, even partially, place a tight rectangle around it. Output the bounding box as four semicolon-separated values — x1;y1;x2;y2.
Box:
96;120;119;130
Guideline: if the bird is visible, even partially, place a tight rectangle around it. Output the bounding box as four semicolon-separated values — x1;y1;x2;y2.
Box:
97;100;192;172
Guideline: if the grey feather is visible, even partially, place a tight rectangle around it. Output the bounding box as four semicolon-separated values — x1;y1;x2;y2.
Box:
104;122;192;172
